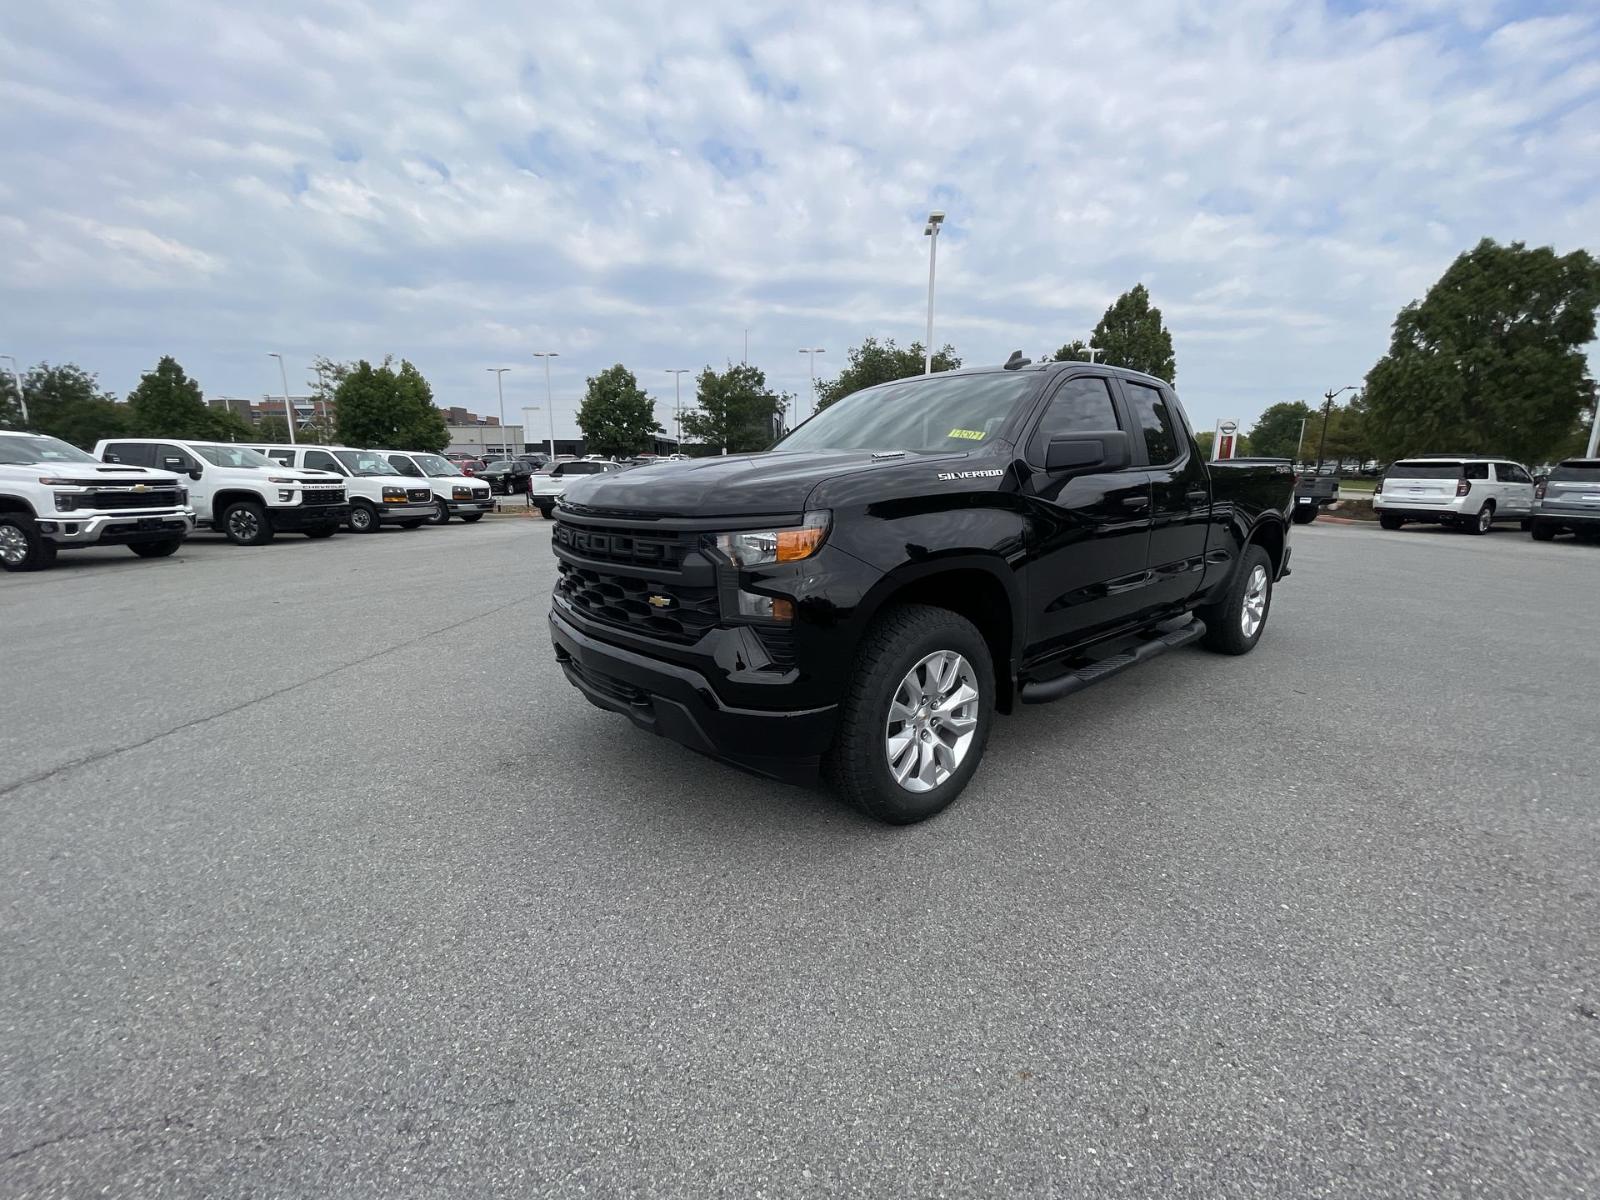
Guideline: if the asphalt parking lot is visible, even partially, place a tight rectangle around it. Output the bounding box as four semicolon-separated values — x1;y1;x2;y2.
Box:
3;520;1597;1197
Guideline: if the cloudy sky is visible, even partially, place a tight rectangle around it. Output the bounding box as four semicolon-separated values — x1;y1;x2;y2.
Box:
2;0;1597;437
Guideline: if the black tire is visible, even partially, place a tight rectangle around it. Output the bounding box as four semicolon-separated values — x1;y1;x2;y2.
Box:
427;499;450;525
1379;513;1404;530
399;520;425;530
1290;504;1318;525
221;501;273;546
348;501;379;533
459;513;484;524
129;538;182;559
824;604;994;825
537;505;554;520
0;513;57;572
304;526;337;539
1464;503;1493;534
1198;543;1273;656
1529;520;1555;541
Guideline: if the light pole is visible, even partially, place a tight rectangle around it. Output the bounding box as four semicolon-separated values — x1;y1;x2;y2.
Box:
0;352;25;428
797;348;825;425
1315;385;1356;469
1086;345;1104;363
1587;393;1600;459
487;368;510;458
665;369;689;449
1294;415;1309;466
532;351;559;458
923;211;945;375
309;364;327;441
268;353;296;444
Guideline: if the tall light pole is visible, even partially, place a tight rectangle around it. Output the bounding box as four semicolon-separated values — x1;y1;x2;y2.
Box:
268;353;296;444
665;369;689;448
923;210;945;376
1085;345;1104;364
797;348;825;425
532;351;559;458
487;368;510;458
1315;385;1357;469
0;352;25;428
1294;415;1309;465
1587;393;1600;459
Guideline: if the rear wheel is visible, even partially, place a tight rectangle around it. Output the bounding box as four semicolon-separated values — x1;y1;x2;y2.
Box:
460;513;484;524
348;500;379;533
1199;544;1273;656
1465;503;1494;534
304;526;337;539
1378;513;1404;530
129;538;182;558
537;505;553;520
427;499;450;525
0;514;57;572
1291;504;1318;524
825;605;994;825
222;501;273;546
1529;520;1556;541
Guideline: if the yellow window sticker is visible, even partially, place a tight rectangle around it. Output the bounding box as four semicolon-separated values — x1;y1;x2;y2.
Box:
947;428;986;441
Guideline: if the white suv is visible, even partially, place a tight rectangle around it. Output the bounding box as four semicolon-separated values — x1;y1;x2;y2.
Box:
380;451;495;524
529;459;622;519
96;437;347;545
1374;456;1535;534
250;445;436;532
1;431;195;571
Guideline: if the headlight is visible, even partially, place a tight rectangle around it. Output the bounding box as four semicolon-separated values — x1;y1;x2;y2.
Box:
54;492;78;512
382;487;407;503
452;486;472;500
714;511;830;566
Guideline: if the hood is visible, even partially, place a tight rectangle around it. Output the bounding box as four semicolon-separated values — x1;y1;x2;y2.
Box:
294;472;344;485
0;462;183;484
558;450;967;518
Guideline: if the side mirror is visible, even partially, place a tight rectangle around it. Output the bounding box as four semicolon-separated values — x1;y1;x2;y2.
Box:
189;469;203;480
1044;430;1131;475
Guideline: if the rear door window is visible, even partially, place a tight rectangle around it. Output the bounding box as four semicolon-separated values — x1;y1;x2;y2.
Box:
1123;382;1180;465
1550;463;1600;482
1463;462;1488;480
103;442;153;466
1387;462;1462;480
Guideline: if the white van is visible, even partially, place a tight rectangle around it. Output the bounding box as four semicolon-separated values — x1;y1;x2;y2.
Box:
95;437;347;545
250;445;436;532
380;451;494;524
1374;456;1535;534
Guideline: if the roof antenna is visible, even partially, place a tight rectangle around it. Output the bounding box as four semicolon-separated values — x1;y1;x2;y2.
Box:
1003;350;1031;370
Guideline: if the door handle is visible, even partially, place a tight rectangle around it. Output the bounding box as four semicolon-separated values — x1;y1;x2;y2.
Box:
1185;490;1209;504
1122;495;1150;509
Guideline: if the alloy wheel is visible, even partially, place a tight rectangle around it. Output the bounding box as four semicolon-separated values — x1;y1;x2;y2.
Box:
0;523;27;565
884;650;981;793
1241;564;1269;638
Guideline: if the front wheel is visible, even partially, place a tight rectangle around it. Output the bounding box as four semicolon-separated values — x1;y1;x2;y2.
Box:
304;526;337;539
348;501;379;533
459;513;484;524
427;499;450;525
1199;544;1273;655
0;514;57;572
824;604;994;825
129;538;182;558
398;520;425;530
1291;504;1318;525
222;501;273;546
1379;513;1404;530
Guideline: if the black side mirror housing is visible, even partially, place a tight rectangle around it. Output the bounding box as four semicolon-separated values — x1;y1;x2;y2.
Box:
1044;430;1131;475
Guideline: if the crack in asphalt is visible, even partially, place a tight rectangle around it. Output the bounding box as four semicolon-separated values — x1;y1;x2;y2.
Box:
4;1116;198;1163
0;596;532;800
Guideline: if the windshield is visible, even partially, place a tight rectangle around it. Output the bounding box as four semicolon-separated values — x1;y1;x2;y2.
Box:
775;372;1041;453
335;450;400;477
1386;461;1462;480
415;454;461;477
194;445;275;469
1550;462;1600;482
0;434;100;465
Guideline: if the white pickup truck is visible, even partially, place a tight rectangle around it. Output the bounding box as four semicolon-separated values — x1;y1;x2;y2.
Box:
95;437;348;545
1;431;195;571
249;444;436;533
380;451;494;524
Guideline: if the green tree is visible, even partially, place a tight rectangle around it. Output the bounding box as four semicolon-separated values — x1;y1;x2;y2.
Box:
681;363;790;453
576;364;661;457
1085;284;1176;382
1196;430;1253;459
1050;339;1093;363
1246;401;1314;460
332;357;448;451
9;362;135;446
1;368;23;429
255;414;291;442
814;337;960;411
1364;238;1600;464
127;356;217;438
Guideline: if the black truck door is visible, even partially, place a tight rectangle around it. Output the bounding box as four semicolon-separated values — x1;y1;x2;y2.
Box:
1017;373;1153;659
1120;379;1211;618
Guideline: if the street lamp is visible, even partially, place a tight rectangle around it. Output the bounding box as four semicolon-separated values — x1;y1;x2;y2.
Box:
797;349;825;425
267;353;297;444
1085;345;1104;364
923;211;945;376
0;352;25;428
532;351;559;458
665;369;690;448
1314;385;1357;469
487;368;511;458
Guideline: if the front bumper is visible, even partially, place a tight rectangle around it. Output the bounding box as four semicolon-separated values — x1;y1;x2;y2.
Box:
269;504;350;531
38;510;195;546
376;503;435;524
530;491;563;507
446;497;495;514
549;608;838;784
1371;498;1471;523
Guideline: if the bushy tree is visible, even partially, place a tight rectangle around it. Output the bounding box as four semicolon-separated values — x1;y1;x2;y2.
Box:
681;363;790;453
1246;401;1314;460
394;360;449;451
0;368;23;429
255;415;291;442
1050;339;1093;363
1364;239;1600;464
576;364;661;457
814;337;960;411
333;357;448;451
1088;284;1176;382
9;362;134;446
1196;430;1253;459
127;356;218;439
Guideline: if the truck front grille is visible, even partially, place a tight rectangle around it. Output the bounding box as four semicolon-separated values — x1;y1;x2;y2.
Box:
407;488;432;504
301;488;345;506
551;520;693;569
555;561;719;643
85;488;182;510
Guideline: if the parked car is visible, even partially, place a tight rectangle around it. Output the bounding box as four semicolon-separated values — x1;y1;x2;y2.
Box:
382;451;495;525
477;459;539;495
1;431;195;571
1373;456;1535;533
529;459;623;517
516;453;551;469
96;437;347;544
1292;471;1339;524
547;357;1296;823
250;444;436;532
1530;459;1600;542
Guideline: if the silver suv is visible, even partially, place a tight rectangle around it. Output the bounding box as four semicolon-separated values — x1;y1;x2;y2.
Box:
1530;459;1600;543
1373;456;1535;534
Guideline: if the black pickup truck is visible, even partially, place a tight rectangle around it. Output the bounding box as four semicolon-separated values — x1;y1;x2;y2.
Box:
549;358;1295;823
